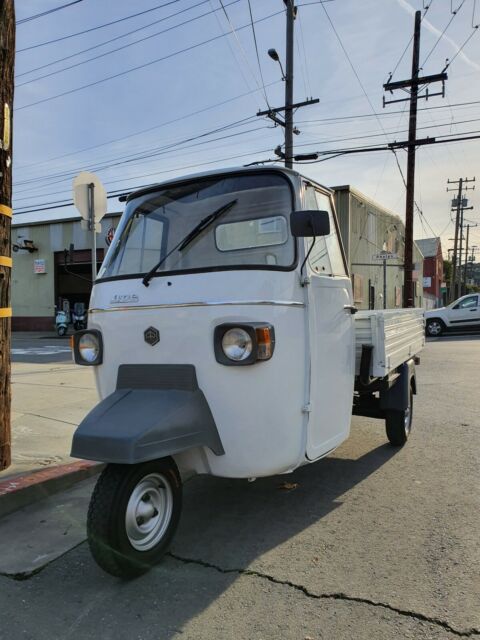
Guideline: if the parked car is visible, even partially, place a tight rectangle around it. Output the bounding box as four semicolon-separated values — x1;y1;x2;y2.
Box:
425;293;480;336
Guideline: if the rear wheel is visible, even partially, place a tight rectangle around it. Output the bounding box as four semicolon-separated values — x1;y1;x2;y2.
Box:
426;318;444;337
87;458;182;578
385;387;413;447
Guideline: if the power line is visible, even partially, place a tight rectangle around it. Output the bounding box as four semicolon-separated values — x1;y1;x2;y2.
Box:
16;0;214;80
17;0;83;25
421;0;467;68
216;0;267;107
13;147;277;215
320;2;392;146
16;0;244;88
389;0;435;80
15;9;284;111
15;81;281;173
246;0;271;107
16;0;182;52
443;24;480;71
13;122;269;195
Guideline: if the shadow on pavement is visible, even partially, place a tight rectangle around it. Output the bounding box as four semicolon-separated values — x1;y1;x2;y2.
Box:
1;443;399;639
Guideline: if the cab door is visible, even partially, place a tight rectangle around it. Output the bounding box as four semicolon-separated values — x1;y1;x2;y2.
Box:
304;184;355;460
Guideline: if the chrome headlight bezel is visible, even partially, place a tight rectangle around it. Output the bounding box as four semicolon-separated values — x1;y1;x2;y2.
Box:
73;329;103;366
214;323;275;366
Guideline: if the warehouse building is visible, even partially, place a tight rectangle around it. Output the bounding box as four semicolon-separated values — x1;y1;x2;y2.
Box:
11;212;121;331
334;185;424;309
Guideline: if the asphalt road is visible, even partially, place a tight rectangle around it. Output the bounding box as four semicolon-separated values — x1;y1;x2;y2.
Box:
1;335;479;640
11;334;72;363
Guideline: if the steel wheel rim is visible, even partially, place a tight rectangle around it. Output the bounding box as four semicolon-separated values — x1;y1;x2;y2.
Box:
404;405;411;434
125;473;173;552
428;321;441;336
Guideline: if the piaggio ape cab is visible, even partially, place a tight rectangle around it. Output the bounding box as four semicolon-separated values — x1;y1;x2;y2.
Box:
71;166;418;577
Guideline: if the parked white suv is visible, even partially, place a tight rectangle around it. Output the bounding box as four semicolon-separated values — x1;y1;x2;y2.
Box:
425;293;480;336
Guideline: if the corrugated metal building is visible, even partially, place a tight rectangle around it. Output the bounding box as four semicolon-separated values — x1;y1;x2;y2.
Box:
12;212;120;330
333;185;424;309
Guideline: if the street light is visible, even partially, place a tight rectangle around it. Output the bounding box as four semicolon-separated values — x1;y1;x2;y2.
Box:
267;48;286;80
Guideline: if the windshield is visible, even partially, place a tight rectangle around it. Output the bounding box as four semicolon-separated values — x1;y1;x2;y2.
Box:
98;173;295;280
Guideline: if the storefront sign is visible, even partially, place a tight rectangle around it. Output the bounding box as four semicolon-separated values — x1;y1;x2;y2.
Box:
423;276;432;288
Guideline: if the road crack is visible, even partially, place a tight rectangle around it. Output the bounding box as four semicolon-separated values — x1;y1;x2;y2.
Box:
168;552;480;637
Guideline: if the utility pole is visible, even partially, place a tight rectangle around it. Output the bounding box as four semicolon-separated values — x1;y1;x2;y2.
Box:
383;10;447;307
258;2;319;166
447;177;475;300
0;0;15;471
463;224;478;290
284;0;294;169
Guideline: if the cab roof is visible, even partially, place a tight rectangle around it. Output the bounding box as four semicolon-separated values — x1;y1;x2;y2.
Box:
125;164;332;202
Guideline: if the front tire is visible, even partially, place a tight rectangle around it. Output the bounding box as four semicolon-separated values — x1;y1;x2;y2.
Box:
57;326;67;336
87;458;182;578
385;387;413;447
426;318;444;337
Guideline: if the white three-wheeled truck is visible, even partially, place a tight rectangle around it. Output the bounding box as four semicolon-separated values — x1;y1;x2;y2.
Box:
71;167;424;578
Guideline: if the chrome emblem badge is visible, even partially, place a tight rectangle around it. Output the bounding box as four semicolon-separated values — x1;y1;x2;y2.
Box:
144;326;160;346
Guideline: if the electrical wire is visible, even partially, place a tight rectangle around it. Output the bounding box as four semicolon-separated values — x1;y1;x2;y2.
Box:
15;81;281;172
15;9;284;112
442;25;480;71
13;147;277;215
17;0;183;52
421;0;467;68
388;0;435;80
216;0;268;107
16;0;244;88
17;0;84;25
246;0;271;107
16;0;214;80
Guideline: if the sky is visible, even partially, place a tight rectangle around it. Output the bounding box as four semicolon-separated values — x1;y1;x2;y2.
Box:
12;0;480;257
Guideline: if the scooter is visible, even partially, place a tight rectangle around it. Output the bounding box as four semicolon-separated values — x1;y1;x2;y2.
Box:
72;302;87;331
55;309;69;336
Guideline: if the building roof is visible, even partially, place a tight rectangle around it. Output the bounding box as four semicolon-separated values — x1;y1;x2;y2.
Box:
12;210;122;228
415;237;441;258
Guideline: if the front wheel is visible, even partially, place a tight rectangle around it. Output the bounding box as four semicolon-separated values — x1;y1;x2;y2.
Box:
87;458;182;578
57;326;67;336
385;387;413;447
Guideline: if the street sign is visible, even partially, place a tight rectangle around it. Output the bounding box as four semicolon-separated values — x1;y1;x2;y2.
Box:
73;172;107;226
372;251;399;261
73;172;107;281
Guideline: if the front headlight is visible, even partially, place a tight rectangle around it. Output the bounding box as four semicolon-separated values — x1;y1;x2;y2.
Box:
73;329;103;366
214;323;275;366
221;328;253;361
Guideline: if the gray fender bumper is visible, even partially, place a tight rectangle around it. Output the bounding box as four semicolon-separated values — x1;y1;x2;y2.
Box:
71;365;224;464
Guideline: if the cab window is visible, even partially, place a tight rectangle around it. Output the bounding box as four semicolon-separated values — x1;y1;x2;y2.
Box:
304;184;347;276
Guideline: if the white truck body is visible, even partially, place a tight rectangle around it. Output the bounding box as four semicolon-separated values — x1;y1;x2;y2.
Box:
355;308;425;377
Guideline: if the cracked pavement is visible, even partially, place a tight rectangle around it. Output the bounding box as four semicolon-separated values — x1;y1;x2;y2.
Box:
0;335;479;639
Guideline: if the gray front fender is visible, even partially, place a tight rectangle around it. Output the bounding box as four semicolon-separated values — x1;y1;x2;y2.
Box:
71;365;224;464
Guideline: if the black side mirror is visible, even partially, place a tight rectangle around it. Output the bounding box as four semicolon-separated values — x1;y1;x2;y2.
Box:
290;210;330;237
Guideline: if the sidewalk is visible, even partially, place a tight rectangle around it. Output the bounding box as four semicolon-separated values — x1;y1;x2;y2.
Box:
1;360;97;480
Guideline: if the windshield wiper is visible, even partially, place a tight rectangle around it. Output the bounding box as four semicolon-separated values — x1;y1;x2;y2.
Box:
142;198;237;287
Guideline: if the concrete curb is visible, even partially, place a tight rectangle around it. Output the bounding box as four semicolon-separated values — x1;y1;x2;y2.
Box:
0;461;103;518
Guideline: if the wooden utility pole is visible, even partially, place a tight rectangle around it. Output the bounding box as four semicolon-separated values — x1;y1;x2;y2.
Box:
403;9;421;308
383;10;447;307
284;0;295;169
447;177;475;301
257;2;318;165
0;0;15;471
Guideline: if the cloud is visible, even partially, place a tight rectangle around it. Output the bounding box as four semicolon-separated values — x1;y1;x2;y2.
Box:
395;0;480;71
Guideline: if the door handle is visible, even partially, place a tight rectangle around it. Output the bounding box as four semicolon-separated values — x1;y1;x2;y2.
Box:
344;305;358;315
